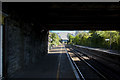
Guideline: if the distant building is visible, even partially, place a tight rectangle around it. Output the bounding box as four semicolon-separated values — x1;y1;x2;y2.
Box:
61;39;69;43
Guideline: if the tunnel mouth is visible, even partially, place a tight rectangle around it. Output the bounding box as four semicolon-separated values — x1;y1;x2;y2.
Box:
48;30;120;52
2;2;120;79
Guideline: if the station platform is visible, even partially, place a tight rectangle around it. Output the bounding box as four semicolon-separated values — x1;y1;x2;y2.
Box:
12;45;76;80
75;45;120;55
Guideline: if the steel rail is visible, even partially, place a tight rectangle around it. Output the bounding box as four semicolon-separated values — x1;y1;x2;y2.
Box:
68;47;108;80
64;45;85;80
74;45;120;66
71;45;120;80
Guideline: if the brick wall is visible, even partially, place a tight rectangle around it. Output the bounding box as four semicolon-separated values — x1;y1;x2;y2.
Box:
5;18;48;77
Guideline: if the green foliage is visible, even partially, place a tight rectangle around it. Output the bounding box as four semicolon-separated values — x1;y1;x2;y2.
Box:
89;32;104;48
73;34;80;45
68;31;120;51
67;33;75;44
48;32;61;47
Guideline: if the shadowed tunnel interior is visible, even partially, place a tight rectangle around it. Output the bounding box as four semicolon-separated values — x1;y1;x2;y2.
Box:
2;2;120;30
1;2;120;79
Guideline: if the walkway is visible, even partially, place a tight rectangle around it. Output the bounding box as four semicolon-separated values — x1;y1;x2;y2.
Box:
75;45;120;55
12;45;76;80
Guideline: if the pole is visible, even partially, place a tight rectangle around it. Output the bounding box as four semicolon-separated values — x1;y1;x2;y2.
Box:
0;24;2;79
110;32;111;50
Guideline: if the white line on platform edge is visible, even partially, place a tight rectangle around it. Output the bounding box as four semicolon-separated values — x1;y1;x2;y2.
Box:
63;45;85;80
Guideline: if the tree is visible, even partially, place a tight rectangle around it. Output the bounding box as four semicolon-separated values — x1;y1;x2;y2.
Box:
67;33;75;44
48;32;61;47
68;30;120;51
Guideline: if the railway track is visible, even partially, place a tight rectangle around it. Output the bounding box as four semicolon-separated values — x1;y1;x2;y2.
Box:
72;45;120;80
65;45;120;80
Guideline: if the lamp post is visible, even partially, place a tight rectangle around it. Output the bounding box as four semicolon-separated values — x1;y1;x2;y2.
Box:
110;32;112;50
105;39;109;49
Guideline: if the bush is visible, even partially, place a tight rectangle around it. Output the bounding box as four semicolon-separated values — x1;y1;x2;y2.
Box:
68;31;120;51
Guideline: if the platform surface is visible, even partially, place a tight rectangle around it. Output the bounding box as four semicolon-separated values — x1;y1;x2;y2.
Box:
75;45;120;55
12;45;76;80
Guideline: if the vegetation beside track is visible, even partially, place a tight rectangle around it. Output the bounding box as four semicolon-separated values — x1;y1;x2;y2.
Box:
68;31;120;51
48;32;61;49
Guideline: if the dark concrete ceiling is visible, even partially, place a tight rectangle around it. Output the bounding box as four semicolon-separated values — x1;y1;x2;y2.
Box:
2;2;120;30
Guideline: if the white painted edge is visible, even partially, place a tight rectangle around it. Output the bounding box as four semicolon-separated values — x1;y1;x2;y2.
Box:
75;45;120;56
63;45;84;80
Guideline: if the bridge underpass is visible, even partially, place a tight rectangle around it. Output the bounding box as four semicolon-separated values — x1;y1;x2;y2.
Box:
1;2;120;80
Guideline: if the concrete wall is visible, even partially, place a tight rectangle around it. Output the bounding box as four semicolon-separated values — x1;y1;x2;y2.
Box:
4;18;48;77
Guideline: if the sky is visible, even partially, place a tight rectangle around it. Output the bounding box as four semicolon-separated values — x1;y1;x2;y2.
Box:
50;30;75;40
50;30;89;33
50;30;89;40
50;30;76;33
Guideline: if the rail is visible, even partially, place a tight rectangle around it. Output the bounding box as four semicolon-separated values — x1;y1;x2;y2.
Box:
64;45;85;80
70;48;107;80
70;45;120;80
73;45;120;65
